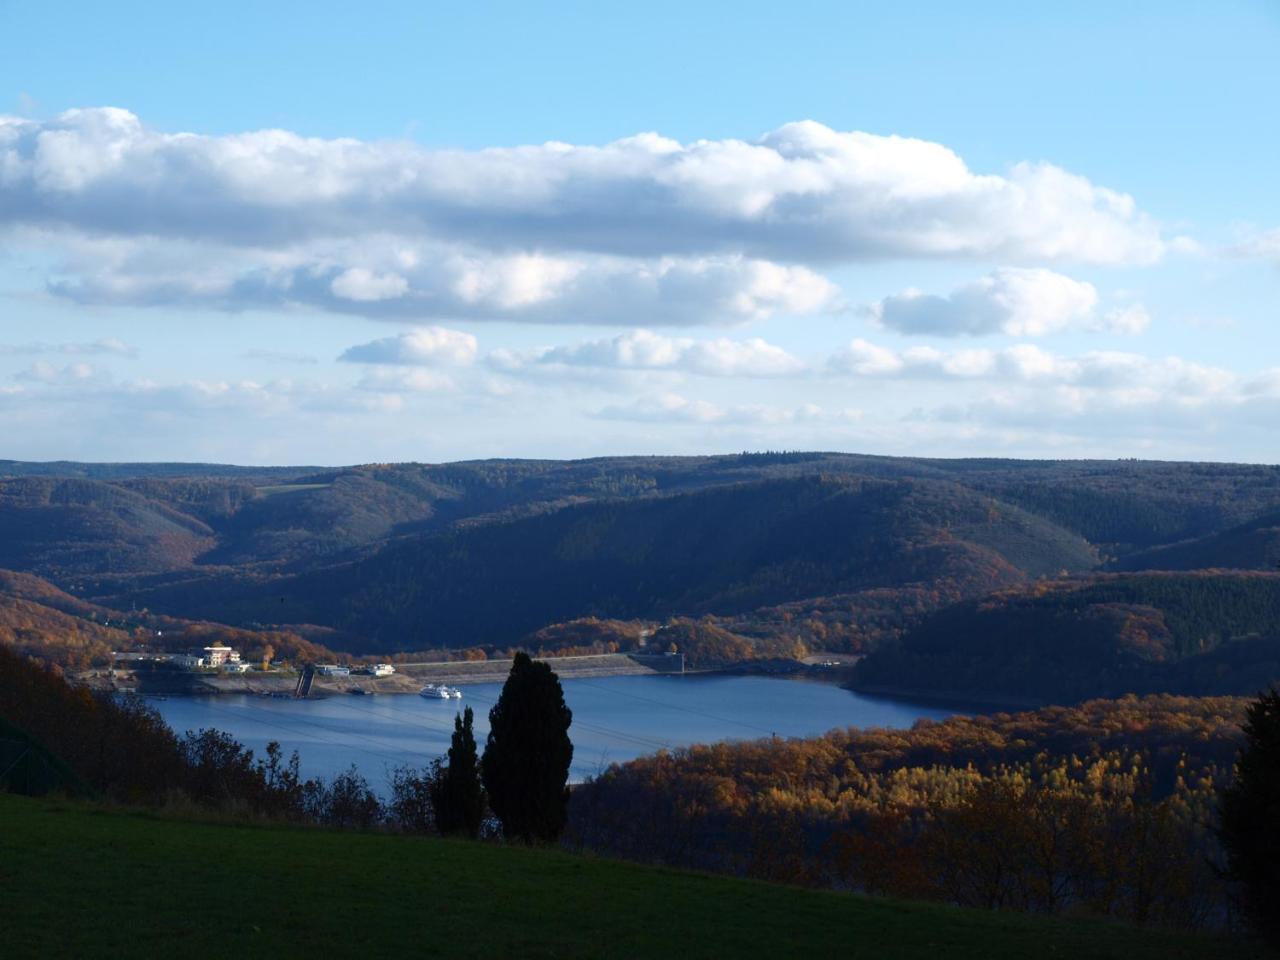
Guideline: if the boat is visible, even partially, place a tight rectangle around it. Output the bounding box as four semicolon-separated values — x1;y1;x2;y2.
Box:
419;683;463;700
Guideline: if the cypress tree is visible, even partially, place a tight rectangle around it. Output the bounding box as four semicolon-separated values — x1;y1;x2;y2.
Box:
432;706;485;839
1219;687;1280;946
481;652;573;843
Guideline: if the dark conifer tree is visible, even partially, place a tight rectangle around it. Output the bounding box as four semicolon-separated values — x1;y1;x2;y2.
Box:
481;652;573;843
1219;688;1280;946
432;706;485;838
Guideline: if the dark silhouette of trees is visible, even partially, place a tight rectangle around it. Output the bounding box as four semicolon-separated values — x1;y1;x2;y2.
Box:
431;706;485;838
482;652;573;843
1218;687;1280;946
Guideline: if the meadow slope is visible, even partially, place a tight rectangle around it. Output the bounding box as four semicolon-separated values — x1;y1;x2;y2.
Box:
0;795;1262;960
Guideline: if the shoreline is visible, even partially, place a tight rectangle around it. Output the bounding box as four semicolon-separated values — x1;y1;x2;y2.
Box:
847;683;1047;713
102;651;688;698
95;652;864;698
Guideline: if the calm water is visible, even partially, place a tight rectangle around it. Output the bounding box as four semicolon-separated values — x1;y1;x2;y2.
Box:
153;675;963;788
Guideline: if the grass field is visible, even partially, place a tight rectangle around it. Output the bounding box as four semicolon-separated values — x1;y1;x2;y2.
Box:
0;794;1263;959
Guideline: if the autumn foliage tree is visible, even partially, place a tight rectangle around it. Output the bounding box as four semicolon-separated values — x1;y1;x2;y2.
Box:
482;652;573;843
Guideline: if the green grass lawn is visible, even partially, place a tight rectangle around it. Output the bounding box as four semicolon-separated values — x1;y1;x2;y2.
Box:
0;794;1262;960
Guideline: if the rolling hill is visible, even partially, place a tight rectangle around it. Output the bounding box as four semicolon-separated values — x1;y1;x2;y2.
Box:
1114;511;1280;573
2;454;1280;665
114;475;1099;649
854;572;1280;703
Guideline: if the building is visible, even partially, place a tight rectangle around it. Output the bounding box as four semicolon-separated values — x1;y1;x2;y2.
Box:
315;664;351;677
201;645;240;668
370;663;395;677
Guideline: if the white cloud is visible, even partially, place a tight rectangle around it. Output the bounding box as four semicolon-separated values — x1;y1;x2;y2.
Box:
13;361;97;384
829;338;1237;407
0;111;1163;263
45;236;840;326
330;268;409;302
869;268;1147;337
1;109;1166;324
495;329;806;378
1100;303;1151;335
340;328;478;366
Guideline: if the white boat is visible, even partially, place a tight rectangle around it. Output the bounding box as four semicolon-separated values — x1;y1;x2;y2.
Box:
419;683;463;700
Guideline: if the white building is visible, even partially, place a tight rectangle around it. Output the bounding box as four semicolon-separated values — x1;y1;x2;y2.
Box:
201;645;240;668
315;664;351;677
370;663;395;677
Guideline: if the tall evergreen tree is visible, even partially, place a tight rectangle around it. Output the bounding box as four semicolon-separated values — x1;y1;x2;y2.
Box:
1219;687;1280;946
431;706;485;838
481;652;573;843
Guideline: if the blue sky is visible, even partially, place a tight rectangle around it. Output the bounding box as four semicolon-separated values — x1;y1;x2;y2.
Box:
2;0;1278;464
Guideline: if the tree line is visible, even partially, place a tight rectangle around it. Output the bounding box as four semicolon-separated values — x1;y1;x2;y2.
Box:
565;694;1256;931
0;645;574;844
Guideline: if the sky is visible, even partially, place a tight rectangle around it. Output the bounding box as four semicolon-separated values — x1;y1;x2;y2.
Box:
1;0;1278;465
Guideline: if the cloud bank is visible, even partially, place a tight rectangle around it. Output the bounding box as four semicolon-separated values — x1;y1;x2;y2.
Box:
869;268;1150;337
490;329;805;378
1;109;1166;323
339;327;478;366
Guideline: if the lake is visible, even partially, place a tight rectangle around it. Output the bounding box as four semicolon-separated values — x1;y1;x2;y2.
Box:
154;674;964;788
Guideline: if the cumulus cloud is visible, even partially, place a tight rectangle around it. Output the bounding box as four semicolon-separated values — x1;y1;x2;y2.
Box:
0;110;1164;262
869;268;1149;337
47;236;839;326
492;329;805;378
339;327;478;366
829;338;1236;405
0;109;1166;323
330;268;410;302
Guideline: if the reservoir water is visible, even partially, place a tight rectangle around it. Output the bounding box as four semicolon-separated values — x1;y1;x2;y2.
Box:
153;674;963;788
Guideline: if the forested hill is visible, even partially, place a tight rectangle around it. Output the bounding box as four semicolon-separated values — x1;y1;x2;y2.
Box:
854;572;1280;703
4;455;1279;579
114;475;1097;648
2;454;1280;660
1113;511;1280;573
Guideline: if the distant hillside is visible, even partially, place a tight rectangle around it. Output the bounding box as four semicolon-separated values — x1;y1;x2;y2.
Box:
0;478;216;578
0;568;337;670
0;570;132;668
0;460;320;480
120;475;1097;649
854;572;1280;703
4;454;1280;660
953;461;1280;557
1114;511;1280;572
